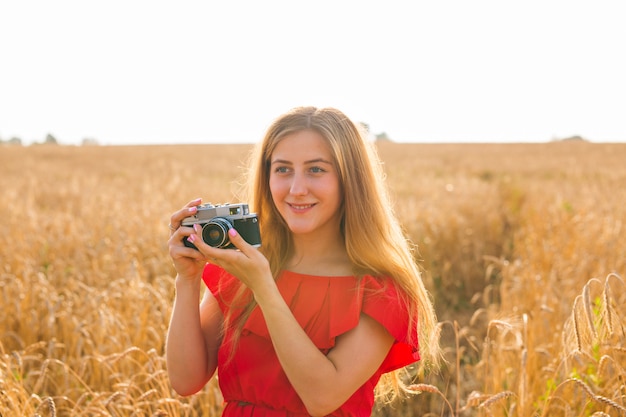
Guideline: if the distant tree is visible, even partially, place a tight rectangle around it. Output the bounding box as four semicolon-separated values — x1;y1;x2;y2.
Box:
45;133;58;145
551;135;589;143
82;137;99;146
561;135;588;142
1;136;23;146
375;132;392;142
8;137;23;146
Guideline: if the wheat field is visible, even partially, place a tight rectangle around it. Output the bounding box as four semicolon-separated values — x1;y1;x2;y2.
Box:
1;142;624;416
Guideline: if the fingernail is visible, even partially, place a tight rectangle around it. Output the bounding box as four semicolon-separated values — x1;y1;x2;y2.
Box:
193;224;200;232
228;228;237;237
188;234;196;243
189;206;197;213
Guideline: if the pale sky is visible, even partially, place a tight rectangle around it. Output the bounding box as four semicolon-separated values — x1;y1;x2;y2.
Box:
1;0;625;145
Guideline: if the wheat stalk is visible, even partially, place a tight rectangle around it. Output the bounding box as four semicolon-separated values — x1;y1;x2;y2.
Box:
568;379;626;416
479;391;516;409
603;279;614;336
405;384;454;415
33;396;56;417
464;390;491;408
572;295;584;352
582;279;600;339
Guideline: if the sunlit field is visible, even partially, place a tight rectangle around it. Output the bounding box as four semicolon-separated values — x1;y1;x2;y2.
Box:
1;142;625;416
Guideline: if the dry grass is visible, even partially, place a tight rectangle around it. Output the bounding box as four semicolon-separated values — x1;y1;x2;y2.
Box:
1;142;625;416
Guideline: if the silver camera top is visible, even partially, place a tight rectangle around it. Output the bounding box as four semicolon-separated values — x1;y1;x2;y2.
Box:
183;202;250;224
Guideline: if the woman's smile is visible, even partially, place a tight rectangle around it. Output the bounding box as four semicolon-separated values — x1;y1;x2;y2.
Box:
288;203;316;211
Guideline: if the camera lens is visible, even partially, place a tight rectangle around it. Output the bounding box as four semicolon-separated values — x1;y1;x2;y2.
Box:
202;218;232;248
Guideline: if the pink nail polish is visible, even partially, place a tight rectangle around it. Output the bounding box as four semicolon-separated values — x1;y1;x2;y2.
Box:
228;228;237;237
188;234;196;243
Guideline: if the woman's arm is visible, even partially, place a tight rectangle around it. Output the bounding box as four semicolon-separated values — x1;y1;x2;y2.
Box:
166;198;224;396
188;227;394;416
255;286;394;416
166;279;223;396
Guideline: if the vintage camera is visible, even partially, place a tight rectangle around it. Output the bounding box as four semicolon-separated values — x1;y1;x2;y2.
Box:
182;203;261;249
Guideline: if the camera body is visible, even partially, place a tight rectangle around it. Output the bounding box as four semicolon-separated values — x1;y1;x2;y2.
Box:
182;203;261;249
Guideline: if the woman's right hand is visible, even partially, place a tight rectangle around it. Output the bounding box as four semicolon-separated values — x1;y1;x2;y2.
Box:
168;198;207;281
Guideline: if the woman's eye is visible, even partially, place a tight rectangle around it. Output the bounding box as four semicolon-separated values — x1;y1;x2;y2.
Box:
310;166;325;173
274;166;290;173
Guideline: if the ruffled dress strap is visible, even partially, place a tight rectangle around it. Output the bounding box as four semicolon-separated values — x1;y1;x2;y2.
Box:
359;276;421;373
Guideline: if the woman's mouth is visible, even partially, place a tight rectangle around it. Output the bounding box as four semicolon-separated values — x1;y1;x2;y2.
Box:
288;203;315;211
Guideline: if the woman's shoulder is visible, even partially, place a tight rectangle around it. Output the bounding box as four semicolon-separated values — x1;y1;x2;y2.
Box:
276;270;405;329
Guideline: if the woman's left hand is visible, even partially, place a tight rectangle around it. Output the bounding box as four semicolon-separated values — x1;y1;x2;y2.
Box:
187;225;273;291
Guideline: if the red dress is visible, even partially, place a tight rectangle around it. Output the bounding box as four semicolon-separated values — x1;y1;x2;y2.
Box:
202;264;420;417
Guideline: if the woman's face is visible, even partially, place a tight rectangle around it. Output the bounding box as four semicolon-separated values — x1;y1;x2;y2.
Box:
269;129;343;239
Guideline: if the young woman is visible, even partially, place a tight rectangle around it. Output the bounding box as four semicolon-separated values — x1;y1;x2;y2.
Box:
166;107;440;416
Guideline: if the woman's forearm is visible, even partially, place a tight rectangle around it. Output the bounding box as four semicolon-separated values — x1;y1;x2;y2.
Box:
256;291;340;414
166;276;215;396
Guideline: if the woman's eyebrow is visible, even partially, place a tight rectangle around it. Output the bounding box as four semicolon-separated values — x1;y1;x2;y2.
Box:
270;158;292;165
270;158;333;165
305;158;333;165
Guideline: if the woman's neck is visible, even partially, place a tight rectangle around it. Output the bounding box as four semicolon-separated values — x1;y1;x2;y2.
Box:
287;232;352;276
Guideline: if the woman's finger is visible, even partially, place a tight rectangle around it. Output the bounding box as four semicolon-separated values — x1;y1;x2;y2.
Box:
187;224;224;263
169;198;202;234
224;228;255;258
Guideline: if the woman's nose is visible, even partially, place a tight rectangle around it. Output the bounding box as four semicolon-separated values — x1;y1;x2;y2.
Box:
289;173;308;196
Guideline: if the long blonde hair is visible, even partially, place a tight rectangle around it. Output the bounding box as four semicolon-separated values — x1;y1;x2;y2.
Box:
231;106;440;397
